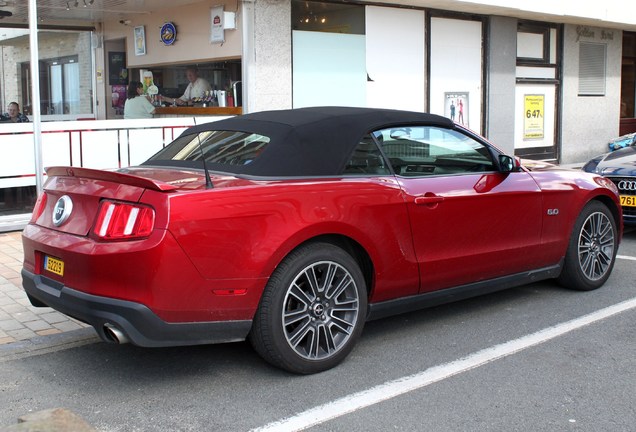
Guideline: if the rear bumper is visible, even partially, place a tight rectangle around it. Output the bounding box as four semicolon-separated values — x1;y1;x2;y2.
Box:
22;269;252;347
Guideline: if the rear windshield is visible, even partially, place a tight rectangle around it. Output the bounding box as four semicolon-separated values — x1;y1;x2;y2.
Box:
145;131;270;167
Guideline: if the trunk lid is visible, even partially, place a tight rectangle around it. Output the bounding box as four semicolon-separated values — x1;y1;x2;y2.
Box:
34;166;261;236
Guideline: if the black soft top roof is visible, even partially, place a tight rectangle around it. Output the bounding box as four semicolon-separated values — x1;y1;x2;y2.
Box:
153;106;454;177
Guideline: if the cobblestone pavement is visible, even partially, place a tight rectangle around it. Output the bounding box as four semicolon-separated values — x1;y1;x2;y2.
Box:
0;231;87;345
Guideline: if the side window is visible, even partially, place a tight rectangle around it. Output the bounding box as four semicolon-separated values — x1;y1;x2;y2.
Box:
343;134;391;175
378;126;495;176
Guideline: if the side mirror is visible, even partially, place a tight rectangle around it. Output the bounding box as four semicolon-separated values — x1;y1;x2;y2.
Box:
498;155;519;173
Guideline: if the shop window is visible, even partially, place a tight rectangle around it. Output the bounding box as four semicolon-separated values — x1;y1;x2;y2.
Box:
47;56;80;115
2;28;94;118
291;0;364;34
291;0;366;108
517;24;552;65
517;29;548;62
578;42;607;96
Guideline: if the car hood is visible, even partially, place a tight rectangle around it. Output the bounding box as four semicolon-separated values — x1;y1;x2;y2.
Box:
584;146;636;176
519;159;564;172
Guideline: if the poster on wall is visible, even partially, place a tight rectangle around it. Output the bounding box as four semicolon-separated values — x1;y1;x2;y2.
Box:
514;84;555;149
108;52;128;85
444;92;469;127
111;85;126;116
210;6;224;44
134;26;146;56
523;94;545;140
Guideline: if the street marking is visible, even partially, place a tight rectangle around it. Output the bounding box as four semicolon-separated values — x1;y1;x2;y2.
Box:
252;298;636;432
617;255;636;261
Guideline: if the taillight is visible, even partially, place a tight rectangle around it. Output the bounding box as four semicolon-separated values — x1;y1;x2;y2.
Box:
92;200;155;240
30;192;48;223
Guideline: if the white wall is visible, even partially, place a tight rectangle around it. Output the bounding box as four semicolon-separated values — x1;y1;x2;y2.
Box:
101;0;241;68
560;25;622;164
429;17;483;134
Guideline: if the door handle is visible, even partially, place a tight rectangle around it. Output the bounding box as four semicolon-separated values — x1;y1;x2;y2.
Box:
414;194;444;206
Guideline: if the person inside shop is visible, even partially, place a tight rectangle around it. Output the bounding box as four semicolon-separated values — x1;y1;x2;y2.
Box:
163;66;211;106
124;81;156;119
1;102;30;123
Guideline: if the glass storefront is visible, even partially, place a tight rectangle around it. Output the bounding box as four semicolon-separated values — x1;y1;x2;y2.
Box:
1;28;95;119
1;27;96;219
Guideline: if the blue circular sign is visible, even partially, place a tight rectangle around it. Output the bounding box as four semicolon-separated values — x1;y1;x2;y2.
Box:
160;22;176;46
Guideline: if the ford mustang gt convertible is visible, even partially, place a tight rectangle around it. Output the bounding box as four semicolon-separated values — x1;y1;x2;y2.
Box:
22;107;623;374
583;142;636;225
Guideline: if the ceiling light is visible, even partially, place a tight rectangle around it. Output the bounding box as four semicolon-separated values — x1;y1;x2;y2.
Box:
74;0;79;7
83;0;87;7
66;2;70;10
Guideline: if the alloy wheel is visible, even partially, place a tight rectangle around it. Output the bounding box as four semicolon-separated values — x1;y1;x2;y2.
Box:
578;211;615;281
282;260;360;361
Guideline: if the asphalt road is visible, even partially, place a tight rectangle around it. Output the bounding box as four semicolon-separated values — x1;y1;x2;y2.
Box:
1;229;635;432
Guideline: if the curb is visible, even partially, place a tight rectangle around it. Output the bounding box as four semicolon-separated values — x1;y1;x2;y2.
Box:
0;327;98;362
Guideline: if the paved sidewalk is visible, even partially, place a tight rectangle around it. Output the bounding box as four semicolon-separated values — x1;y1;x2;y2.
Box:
0;231;87;345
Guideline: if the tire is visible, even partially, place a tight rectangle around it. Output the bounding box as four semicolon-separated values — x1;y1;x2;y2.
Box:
557;201;618;291
250;242;368;374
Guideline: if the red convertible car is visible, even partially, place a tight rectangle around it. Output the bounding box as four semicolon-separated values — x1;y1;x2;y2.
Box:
22;107;622;374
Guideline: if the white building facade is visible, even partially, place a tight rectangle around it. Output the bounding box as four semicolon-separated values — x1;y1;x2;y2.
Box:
0;0;635;226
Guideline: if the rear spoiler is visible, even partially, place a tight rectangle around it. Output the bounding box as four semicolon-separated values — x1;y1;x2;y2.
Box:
45;166;178;191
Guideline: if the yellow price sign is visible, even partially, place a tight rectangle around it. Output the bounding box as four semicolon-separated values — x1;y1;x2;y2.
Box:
523;95;545;140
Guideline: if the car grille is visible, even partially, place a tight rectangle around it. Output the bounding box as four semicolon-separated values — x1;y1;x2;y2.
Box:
607;176;636;218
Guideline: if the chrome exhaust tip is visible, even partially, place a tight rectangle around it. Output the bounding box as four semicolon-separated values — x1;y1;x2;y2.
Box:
103;323;129;344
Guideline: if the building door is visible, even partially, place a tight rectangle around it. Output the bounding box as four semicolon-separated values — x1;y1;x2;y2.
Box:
620;31;636;135
513;23;561;161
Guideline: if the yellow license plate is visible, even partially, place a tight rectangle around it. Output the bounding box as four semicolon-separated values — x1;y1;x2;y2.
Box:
620;195;636;207
44;256;64;276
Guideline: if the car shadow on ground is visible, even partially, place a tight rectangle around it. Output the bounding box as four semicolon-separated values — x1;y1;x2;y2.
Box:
6;275;622;387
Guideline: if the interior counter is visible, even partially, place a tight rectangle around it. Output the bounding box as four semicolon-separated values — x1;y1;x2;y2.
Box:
154;106;242;116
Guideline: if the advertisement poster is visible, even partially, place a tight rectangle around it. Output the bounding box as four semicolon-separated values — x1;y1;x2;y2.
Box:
523;94;545;140
111;85;126;115
108;52;128;85
444;92;468;127
134;26;146;56
210;6;224;44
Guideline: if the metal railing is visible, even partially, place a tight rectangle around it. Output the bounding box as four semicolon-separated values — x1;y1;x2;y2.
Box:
0;116;231;231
